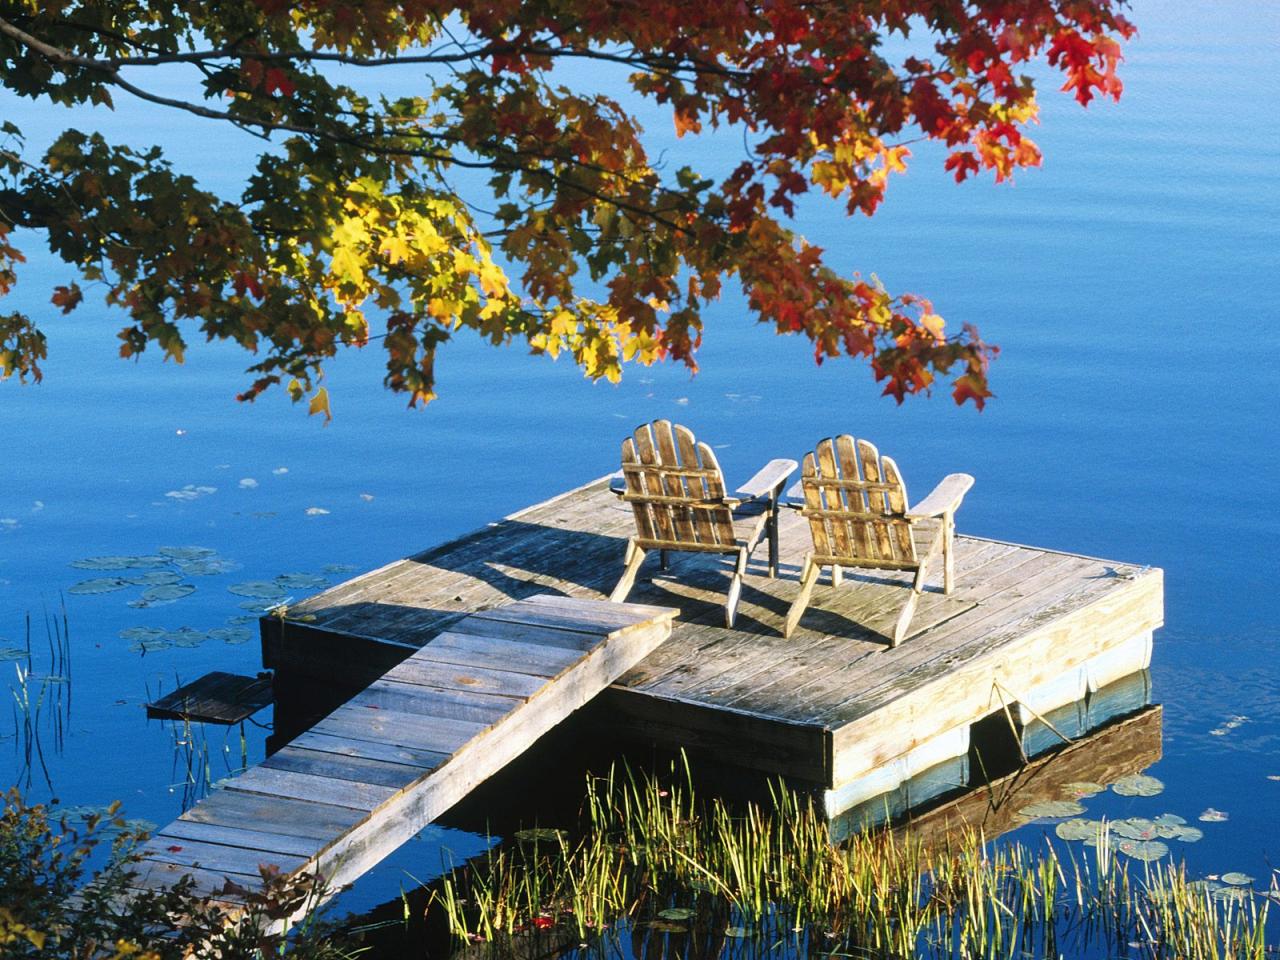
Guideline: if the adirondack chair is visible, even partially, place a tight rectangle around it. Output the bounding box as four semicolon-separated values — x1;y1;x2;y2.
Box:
610;420;796;627
783;435;973;645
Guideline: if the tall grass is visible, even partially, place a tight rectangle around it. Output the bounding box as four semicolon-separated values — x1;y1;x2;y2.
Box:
431;761;1272;959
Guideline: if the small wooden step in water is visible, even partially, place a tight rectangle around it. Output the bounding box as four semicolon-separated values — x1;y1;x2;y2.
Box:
145;671;272;724
129;595;676;913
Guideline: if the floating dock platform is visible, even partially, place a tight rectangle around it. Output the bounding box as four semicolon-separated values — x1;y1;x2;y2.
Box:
264;476;1164;820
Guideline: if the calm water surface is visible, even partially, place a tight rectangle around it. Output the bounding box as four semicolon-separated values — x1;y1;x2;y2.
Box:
1;0;1277;930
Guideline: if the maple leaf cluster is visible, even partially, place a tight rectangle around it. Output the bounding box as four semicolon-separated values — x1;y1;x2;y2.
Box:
0;0;1134;412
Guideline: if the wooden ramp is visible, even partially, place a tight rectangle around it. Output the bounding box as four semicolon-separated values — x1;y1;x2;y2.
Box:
130;595;675;906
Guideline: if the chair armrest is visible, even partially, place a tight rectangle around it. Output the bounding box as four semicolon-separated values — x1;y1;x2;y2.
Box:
607;470;626;497
735;459;798;501
906;473;974;519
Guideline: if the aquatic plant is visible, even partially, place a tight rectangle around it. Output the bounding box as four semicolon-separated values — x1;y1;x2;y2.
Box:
0;789;354;959
430;762;1272;959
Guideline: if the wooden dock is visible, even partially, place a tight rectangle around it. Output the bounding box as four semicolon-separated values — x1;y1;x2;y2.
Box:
264;476;1164;819
130;596;675;907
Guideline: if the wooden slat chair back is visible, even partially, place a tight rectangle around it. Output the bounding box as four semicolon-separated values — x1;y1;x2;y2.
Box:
611;420;796;627
785;435;974;646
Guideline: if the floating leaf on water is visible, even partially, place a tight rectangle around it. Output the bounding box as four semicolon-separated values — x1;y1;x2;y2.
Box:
224;615;258;626
141;583;196;603
71;555;170;570
648;921;688;933
158;546;217;560
128;638;170;654
323;563;358;574
175;558;240;576
275;573;329;590
238;600;277;613
1018;800;1086;819
207;627;252;645
658;908;695;921
1112;773;1164;797
1212;888;1250;904
1112;818;1158;841
1199;808;1229;822
119;627;168;642
0;646;28;662
123;570;182;586
1157;825;1203;842
305;506;330;516
1267;775;1280;782
118;818;156;835
724;927;752;939
1220;872;1254;886
165;627;206;648
1154;813;1187;827
359;493;375;502
272;467;288;475
1117;840;1169;862
1055;818;1103;841
1061;781;1105;799
68;577;132;595
228;581;287;600
513;828;566;844
239;478;258;489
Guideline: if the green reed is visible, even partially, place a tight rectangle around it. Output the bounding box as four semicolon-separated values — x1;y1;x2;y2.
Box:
430;761;1272;959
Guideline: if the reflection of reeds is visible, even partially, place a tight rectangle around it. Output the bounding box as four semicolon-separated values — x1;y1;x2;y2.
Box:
8;605;72;792
432;761;1272;960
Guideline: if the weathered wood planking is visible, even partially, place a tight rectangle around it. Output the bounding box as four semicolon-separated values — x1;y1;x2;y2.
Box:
266;476;1163;794
145;671;272;724
134;595;675;915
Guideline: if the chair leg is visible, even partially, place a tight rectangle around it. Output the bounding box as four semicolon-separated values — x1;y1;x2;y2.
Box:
942;511;957;594
891;564;930;647
831;564;843;587
725;544;750;627
784;554;822;638
610;539;646;603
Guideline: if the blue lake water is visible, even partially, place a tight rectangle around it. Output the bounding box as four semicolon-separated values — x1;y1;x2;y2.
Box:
2;0;1278;932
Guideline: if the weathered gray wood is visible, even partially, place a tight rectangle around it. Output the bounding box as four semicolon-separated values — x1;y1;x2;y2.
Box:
145;671;272;724
265;478;1161;801
147;596;675;933
381;657;546;698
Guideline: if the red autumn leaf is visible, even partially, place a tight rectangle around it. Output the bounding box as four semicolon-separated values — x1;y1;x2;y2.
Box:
51;283;83;314
264;67;297;97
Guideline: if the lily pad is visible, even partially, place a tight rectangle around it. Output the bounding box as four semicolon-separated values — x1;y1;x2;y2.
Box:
70;555;169;570
238;600;278;613
176;558;240;576
1112;774;1164;797
207;627;252;645
648;921;688;933
1199;808;1229;822
128;638;170;653
119;627;168;643
1213;887;1250;903
323;564;358;574
224;615;259;626
1112;818;1158;841
158;546;217;560
658;908;695;921
1153;813;1186;827
1220;872;1253;886
165;485;217;501
165;627;206;648
724;927;753;939
1060;781;1105;799
305;507;330;516
1055;818;1103;841
68;577;132;595
275;573;329;590
228;580;287;600
123;570;183;586
1157;824;1203;842
140;583;196;603
1117;839;1169;862
1018;799;1086;819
